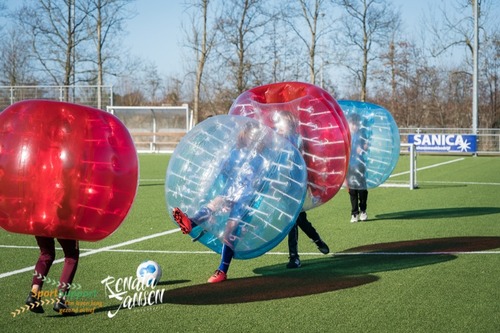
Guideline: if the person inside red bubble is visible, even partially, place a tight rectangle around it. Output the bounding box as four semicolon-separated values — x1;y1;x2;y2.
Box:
25;236;79;315
270;110;330;269
25;165;80;315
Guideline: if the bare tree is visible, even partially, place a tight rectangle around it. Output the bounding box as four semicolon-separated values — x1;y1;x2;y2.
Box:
0;27;36;85
84;0;134;108
215;0;273;95
427;0;498;129
161;76;183;106
427;0;495;59
480;32;500;128
285;0;333;85
183;0;218;124
15;0;91;97
332;0;400;101
0;1;7;22
142;62;163;104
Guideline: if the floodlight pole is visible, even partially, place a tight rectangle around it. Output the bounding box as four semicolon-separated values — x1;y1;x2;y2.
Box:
472;0;479;156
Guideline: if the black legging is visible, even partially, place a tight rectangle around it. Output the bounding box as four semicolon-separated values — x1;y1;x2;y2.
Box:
287;211;321;258
349;189;368;215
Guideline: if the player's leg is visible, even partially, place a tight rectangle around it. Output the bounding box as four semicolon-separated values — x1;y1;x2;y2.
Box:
287;223;301;268
359;190;368;221
208;244;234;283
296;211;329;254
349;189;359;222
26;236;56;313
52;238;79;315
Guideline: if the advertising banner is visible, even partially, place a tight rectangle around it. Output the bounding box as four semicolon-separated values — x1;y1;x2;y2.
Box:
408;134;477;153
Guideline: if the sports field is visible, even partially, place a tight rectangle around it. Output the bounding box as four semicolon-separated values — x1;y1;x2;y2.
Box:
1;154;499;333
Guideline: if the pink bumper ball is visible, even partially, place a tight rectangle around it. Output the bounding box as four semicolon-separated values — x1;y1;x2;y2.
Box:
229;82;350;210
0;100;139;241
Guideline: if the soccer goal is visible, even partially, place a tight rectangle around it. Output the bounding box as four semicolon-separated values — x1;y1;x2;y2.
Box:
106;105;192;153
381;143;418;190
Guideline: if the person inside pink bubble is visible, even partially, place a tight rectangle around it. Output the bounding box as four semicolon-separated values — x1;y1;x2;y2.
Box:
270;110;330;269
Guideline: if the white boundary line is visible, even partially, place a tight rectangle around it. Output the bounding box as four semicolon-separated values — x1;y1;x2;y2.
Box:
3;245;500;256
2;245;498;256
390;157;464;178
1;238;499;280
418;180;500;186
0;229;179;279
387;157;500;186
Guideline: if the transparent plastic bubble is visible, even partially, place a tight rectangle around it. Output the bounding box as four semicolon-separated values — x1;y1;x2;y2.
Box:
338;100;400;190
165;115;307;259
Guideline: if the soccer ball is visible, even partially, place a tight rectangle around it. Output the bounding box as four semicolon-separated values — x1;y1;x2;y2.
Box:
136;260;162;287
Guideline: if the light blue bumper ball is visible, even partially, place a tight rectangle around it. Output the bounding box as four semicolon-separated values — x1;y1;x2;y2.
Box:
338;100;400;190
165;115;308;259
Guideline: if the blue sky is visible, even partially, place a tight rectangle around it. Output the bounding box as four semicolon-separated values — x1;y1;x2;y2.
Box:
124;1;186;75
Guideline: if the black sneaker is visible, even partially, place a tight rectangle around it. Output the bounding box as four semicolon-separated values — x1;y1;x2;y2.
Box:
53;298;74;316
286;256;301;269
25;292;44;313
314;239;330;254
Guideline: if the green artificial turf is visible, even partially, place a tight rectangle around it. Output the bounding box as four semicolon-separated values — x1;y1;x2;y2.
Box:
1;154;499;332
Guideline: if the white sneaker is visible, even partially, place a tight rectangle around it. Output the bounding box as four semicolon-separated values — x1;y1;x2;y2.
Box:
350;214;358;223
360;211;368;221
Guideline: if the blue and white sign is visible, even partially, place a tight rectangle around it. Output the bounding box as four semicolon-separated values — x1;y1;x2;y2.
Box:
408;134;477;153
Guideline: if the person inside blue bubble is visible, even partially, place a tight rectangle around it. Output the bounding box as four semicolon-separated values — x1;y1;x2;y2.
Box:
271;110;329;269
172;121;268;283
346;113;369;223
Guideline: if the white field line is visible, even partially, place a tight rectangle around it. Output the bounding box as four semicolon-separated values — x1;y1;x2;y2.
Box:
0;229;179;279
417;180;500;186
1;239;500;280
390;157;464;178
387;157;500;186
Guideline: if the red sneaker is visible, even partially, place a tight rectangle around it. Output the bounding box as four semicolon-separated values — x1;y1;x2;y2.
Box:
207;270;227;283
172;207;193;234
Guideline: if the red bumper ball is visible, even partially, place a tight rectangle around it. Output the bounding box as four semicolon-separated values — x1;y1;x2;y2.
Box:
229;82;350;209
0;100;138;241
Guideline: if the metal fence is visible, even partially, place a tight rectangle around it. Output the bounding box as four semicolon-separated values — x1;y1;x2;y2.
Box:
0;85;113;110
0;87;498;155
106;105;192;153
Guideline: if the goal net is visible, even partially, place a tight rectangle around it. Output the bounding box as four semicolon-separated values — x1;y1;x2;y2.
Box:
380;143;418;190
106;105;191;153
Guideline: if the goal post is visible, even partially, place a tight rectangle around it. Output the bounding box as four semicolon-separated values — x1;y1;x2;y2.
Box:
381;143;418;190
106;105;191;153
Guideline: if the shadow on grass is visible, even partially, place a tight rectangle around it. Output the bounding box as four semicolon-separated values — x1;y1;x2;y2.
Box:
375;207;500;220
156;279;190;286
94;236;500;308
342;236;500;253
159;273;378;305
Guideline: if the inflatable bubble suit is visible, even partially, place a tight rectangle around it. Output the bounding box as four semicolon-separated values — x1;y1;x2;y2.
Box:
229;81;350;210
165;115;307;259
0;100;139;241
337;100;400;190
